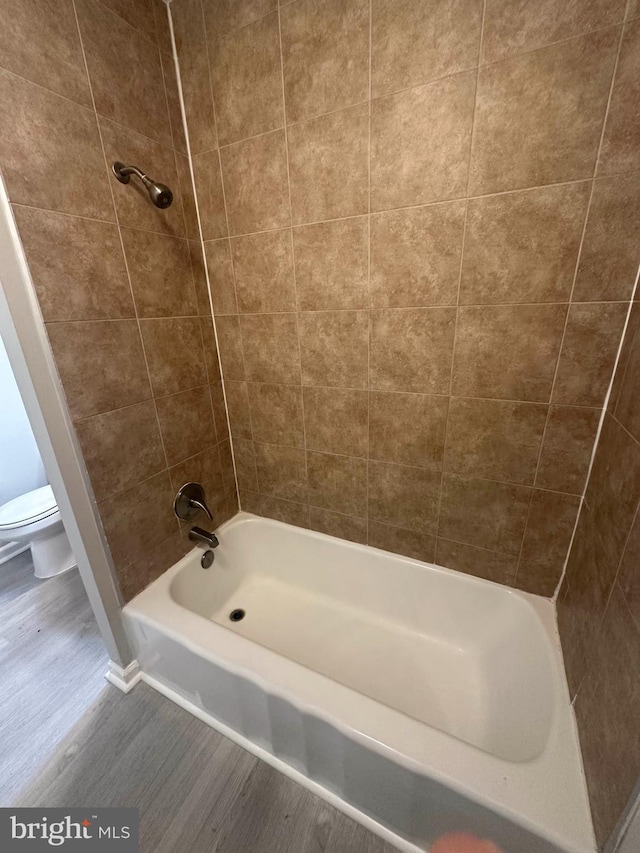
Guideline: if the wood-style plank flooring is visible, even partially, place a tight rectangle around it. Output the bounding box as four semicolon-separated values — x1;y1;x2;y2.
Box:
0;554;399;852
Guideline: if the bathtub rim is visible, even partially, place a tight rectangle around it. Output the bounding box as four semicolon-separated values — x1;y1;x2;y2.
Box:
123;511;595;853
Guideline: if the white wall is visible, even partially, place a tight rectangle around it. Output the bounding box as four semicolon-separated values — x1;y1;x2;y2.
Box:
0;332;46;506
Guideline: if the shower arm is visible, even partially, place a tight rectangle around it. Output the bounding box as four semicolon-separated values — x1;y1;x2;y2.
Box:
113;163;148;184
112;161;174;209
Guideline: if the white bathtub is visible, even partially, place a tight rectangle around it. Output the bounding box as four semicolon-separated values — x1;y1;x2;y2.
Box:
123;512;594;853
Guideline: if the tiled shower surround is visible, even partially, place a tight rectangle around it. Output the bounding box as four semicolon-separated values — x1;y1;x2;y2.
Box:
0;0;639;847
558;297;640;846
172;0;640;597
0;0;237;600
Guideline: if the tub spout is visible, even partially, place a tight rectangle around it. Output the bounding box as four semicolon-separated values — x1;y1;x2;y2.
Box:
189;527;219;548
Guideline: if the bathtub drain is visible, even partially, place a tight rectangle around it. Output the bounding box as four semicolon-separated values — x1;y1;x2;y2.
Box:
229;608;245;622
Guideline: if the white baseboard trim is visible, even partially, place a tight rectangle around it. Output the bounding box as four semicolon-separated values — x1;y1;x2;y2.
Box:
141;672;419;853
105;659;142;693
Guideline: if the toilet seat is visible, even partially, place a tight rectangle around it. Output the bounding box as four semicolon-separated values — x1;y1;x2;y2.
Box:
0;485;58;530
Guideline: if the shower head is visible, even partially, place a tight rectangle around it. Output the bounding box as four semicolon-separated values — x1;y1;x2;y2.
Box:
112;162;173;209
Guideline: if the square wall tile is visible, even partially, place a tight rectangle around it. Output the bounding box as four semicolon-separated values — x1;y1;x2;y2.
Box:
614;321;640;445
215;315;245;380
573;173;640;302
470;29;619;195
99;471;177;571
435;538;518;585
199;316;222;384
120;230;198;318
118;529;191;600
239;313;301;384
140;317;208;397
307;451;367;517
160;49;187;154
172;0;218;154
220;130;291;234
231;229;296;313
240;490;309;527
308;508;368;545
288;104;369;224
303;386;368;456
536;405;600;494
13;207;133;322
444;398;548;485
204;239;238;314
203;0;277;36
609;303;640;416
573;584;640;846
211;12;283;145
369;392;448;469
224;380;253;439
556;508;608;697
293;218;368;311
47;320;151;420
368;461;440;534
599;19;640;176
169;446;226;509
370;201;465;307
100;0;156;35
371;72;476;210
618;511;640;636
372;0;482;96
210;380;229;442
0;0;91;106
439;473;531;554
254;442;308;502
76;0;171;146
192;149;228;240
584;414;640;569
482;0;626;63
0;71;113;219
233;438;258;491
370;308;456;394
553;302;627;406
100;118;186;236
452;304;567;402
460;183;590;304
155;385;216;465
281;0;369;123
75;401;166;503
517;490;580;596
368;521;436;562
299;311;368;388
247;383;304;447
176;154;199;239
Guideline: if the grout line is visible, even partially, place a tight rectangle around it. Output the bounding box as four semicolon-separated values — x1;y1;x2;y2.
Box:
277;0;309;517
186;376;599;412
612;408;640;450
0;65;98;115
552;21;631;601
74;169;640;240
70;0;180;531
178;17;625;150
166;0;241;507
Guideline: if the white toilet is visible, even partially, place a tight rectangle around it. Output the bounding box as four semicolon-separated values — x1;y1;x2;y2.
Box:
0;485;77;578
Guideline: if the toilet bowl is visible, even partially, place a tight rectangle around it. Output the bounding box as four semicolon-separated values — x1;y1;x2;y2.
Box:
0;485;76;578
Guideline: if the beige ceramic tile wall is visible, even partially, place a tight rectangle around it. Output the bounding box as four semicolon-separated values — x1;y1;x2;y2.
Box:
0;0;237;601
172;0;640;598
558;307;640;843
